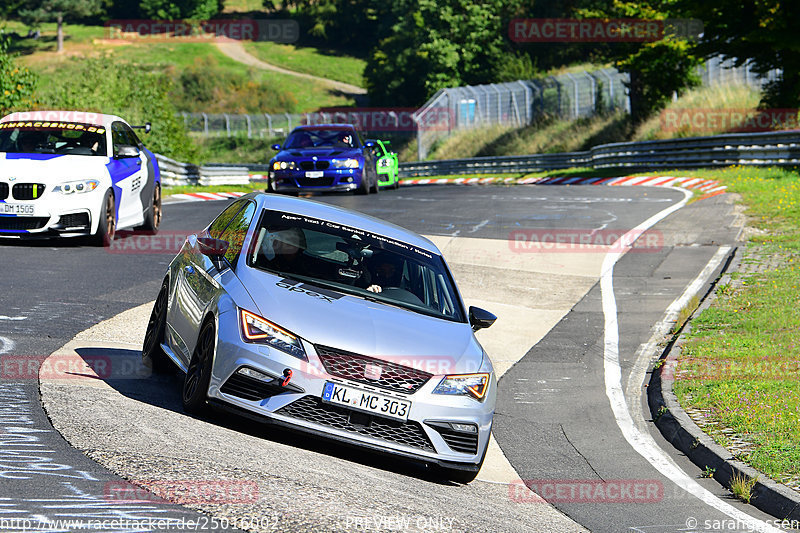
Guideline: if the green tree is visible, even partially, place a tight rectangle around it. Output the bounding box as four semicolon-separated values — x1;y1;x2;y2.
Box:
0;33;37;115
137;0;220;20
578;1;701;123
682;0;800;108
365;0;522;106
19;0;103;53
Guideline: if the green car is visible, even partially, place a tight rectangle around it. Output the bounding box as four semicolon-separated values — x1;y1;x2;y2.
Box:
370;139;400;189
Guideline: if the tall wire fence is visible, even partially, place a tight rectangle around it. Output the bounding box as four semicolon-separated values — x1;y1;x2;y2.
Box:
182;57;783;161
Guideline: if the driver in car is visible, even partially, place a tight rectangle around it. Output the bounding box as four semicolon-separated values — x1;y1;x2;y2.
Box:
366;253;403;294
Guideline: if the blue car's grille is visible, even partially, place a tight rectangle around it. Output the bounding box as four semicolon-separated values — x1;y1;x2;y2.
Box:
314;345;432;395
295;177;335;187
299;161;330;171
276;395;435;452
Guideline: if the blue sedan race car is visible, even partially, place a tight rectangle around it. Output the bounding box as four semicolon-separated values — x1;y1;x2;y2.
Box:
268;124;379;195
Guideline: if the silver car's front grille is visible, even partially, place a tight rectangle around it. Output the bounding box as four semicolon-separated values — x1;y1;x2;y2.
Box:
314;345;432;395
276;395;435;452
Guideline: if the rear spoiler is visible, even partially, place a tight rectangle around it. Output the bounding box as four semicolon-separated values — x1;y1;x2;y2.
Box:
131;122;152;134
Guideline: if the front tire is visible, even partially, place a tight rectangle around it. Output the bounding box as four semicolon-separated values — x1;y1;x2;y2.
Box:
182;319;215;414
139;183;161;233
393;173;400;189
142;279;171;373
369;168;379;194
355;172;369;195
90;189;116;247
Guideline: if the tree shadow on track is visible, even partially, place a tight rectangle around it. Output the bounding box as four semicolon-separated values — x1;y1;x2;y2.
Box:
74;346;457;486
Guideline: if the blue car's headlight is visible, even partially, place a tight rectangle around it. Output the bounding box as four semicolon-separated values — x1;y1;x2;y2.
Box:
240;309;307;360
331;158;360;169
272;161;297;170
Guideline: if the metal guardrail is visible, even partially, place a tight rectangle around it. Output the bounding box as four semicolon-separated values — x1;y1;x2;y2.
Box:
156;130;800;183
155;154;251;186
398;130;800;177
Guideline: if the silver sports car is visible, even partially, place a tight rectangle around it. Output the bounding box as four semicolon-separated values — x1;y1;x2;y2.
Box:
143;193;497;481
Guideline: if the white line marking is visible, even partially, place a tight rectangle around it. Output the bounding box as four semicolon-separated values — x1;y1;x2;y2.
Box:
0;336;14;355
600;188;782;532
625;246;732;404
0;315;27;321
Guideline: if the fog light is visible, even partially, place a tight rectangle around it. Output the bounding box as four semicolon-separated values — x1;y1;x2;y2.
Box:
451;423;478;433
236;367;272;382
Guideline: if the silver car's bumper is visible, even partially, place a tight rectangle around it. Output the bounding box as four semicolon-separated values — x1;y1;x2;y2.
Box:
206;314;495;469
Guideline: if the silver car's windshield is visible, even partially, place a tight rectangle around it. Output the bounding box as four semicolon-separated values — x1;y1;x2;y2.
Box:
249;209;465;322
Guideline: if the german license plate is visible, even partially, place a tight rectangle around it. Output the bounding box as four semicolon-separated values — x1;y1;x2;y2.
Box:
1;204;34;216
322;381;410;422
305;171;324;178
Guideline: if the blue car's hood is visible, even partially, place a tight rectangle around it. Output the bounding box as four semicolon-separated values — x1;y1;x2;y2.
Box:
275;147;363;159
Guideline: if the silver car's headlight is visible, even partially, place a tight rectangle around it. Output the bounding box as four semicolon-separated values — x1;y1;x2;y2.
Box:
272;161;297;170
331;158;360;169
240;309;307;360
433;373;490;401
52;179;99;194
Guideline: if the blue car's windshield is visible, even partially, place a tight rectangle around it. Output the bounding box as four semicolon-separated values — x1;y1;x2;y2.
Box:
249;209;465;322
284;129;358;149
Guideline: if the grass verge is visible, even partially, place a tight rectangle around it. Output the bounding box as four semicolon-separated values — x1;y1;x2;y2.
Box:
243;41;366;88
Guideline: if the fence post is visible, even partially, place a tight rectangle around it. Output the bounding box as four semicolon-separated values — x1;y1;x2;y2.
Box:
202;113;208;136
286;113;292;132
246;115;252;139
224;114;231;137
565;73;579;119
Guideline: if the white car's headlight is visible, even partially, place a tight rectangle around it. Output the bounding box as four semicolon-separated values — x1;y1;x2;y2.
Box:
240;309;307;360
272;161;297;170
433;373;490;401
331;158;360;169
52;179;99;195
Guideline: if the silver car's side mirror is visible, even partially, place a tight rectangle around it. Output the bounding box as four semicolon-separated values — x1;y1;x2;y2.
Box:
469;306;497;331
198;237;229;258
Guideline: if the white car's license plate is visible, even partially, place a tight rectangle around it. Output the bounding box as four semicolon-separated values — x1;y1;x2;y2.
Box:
305;171;324;178
322;381;410;422
1;204;35;216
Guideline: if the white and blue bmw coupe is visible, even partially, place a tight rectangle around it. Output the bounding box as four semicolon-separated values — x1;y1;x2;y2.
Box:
0;111;161;245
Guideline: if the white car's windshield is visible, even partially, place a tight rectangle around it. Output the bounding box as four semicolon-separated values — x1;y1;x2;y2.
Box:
249;209;465;322
0;122;107;156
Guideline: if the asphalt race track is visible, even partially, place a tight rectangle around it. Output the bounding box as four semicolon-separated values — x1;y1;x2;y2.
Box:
0;184;787;532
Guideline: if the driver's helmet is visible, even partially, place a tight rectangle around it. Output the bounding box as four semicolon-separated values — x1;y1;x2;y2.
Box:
338;132;353;147
295;132;313;148
370;251;404;286
18;131;46;152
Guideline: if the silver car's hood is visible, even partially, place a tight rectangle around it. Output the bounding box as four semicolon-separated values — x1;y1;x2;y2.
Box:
237;268;485;374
